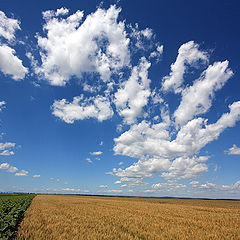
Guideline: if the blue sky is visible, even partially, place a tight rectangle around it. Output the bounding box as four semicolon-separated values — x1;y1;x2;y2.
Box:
0;0;240;198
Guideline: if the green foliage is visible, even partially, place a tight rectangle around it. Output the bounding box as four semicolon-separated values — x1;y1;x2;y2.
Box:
0;194;35;239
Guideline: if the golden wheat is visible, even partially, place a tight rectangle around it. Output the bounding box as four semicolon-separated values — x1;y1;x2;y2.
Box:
15;195;240;239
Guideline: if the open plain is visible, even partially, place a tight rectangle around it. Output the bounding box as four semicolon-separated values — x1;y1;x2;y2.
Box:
15;195;240;240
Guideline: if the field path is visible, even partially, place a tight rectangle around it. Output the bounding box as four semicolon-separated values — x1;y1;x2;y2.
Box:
15;195;240;239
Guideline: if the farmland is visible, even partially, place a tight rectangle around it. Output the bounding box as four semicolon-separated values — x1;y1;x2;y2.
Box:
0;194;35;239
15;195;240;239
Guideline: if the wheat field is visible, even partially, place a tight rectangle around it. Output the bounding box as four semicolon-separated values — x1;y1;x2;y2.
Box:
15;195;240;239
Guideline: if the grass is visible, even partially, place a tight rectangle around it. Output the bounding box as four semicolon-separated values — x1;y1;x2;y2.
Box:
15;195;240;239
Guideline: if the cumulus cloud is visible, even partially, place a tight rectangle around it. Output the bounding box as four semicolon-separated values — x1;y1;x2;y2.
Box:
162;41;208;93
112;101;240;180
174;61;233;126
0;44;28;80
86;157;92;163
0;142;16;149
115;101;240;159
0;162;9;170
90;151;103;156
0;162;28;176
0;150;14;156
0;11;28;80
52;95;113;123
114;57;151;124
121;184;127;187
62;188;81;192
20;5;238;188
226;144;240;155
199;182;217;189
33;174;40;178
221;180;240;191
0;101;6;111
0;142;16;155
113;157;170;179
189;181;199;185
56;7;69;16
152;181;186;190
161;156;209;180
129;24;154;50
34;5;130;86
0;162;18;172
112;173;148;186
99;185;108;188
15;170;28;176
0;11;20;41
99;189;123;193
150;44;163;60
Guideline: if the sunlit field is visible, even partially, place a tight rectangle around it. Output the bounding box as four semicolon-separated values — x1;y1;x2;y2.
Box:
15;195;240;239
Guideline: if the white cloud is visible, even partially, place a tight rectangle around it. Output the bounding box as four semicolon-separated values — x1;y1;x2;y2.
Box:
33;174;40;178
86;157;92;163
35;5;130;86
141;190;155;193
0;162;18;173
0;162;10;170
56;7;69;16
0;150;14;156
0;11;28;80
0;163;28;176
114;57;151;124
118;161;123;165
152;181;186;190
15;170;28;176
0;11;20;41
0;45;28;80
0;101;6;111
62;188;81;192
129;24;154;49
162;41;208;93
52;95;113;123
113;157;170;179
214;164;219;172
150;44;163;60
113;101;240;180
99;185;108;188
99;189;123;193
174;61;233;126
157;45;163;55
173;101;240;156
0;142;15;150
0;142;16;156
112;174;148;186
161;156;209;180
140;28;153;39
113;120;171;159
222;180;240;190
199;182;216;189
189;181;199;185
8;166;18;173
99;141;104;146
226;144;240;155
83;83;101;93
90;151;103;156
